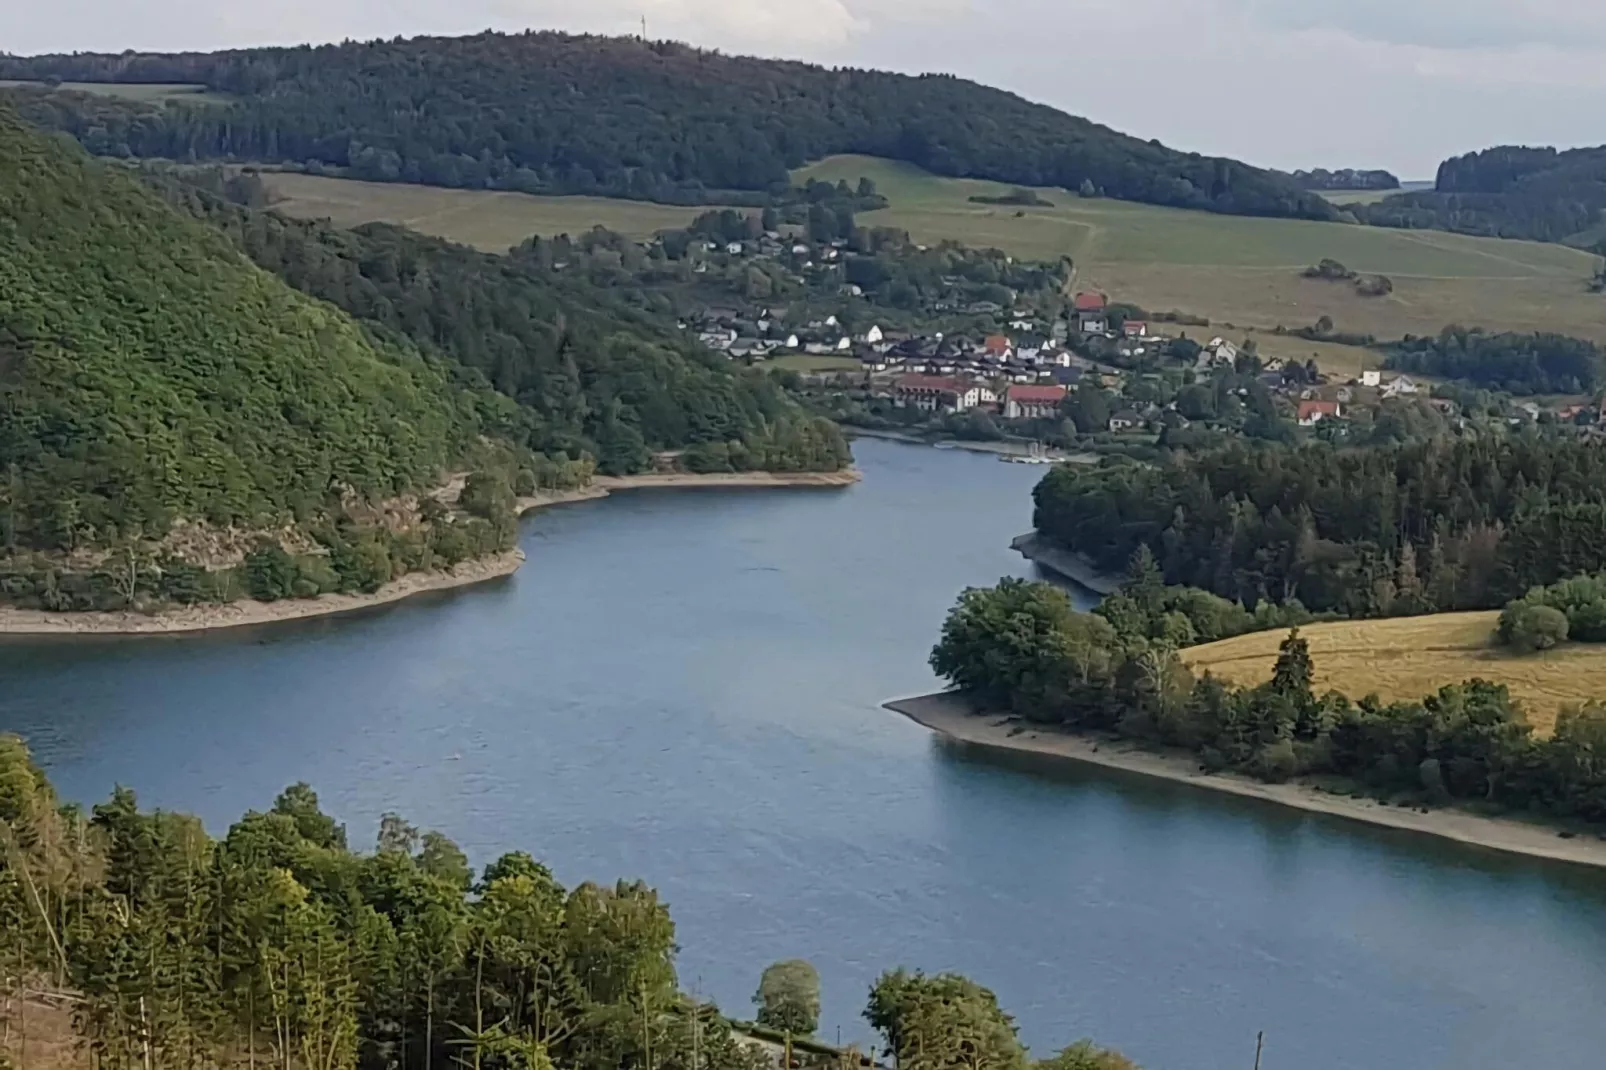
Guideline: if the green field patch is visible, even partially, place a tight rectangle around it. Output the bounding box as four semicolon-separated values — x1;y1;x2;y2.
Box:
0;79;232;105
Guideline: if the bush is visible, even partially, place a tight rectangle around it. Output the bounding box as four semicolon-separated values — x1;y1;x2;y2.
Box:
1498;602;1570;652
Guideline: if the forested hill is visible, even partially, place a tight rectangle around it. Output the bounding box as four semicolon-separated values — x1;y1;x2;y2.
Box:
0;105;494;554
147;168;850;478
1356;144;1606;243
0;30;1335;222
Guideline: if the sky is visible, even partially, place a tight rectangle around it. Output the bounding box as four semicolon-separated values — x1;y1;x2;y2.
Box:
5;0;1602;177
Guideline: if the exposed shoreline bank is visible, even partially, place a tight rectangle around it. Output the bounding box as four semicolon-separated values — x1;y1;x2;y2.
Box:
846;427;1097;464
886;691;1606;870
0;469;860;637
1010;531;1121;596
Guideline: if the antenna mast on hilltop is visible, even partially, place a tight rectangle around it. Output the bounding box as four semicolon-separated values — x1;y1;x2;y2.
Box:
641;15;648;40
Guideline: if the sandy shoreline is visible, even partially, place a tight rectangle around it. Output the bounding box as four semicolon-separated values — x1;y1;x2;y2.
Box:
886;691;1606;870
1011;531;1121;596
0;468;860;637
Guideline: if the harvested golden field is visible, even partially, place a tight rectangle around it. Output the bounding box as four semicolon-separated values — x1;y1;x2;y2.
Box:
1182;611;1606;734
259;173;714;251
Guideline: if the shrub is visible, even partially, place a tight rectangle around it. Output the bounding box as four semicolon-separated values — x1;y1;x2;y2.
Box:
1498;602;1570;652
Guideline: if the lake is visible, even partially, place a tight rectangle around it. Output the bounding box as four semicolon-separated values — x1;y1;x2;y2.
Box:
3;438;1605;1070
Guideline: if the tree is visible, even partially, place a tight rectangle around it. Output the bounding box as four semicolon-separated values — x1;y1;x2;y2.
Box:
1499;603;1569;652
753;959;820;1036
1269;629;1314;700
865;971;1025;1070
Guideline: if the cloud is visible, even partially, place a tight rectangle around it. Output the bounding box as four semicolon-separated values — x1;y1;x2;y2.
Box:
1235;0;1606;51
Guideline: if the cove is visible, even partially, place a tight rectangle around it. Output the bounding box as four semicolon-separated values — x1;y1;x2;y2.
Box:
2;438;1605;1070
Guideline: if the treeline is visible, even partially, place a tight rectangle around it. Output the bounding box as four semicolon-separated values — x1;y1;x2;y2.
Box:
1290;168;1399;191
1355;145;1606;242
932;576;1606;823
0;31;1334;221
1384;327;1605;395
0;735;1140;1070
1032;437;1606;616
146;168;850;477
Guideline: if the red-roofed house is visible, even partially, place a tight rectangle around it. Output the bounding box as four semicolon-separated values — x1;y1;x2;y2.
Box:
1297;400;1342;426
1122;321;1148;339
895;374;981;413
983;334;1013;358
1073;292;1109;335
1004;384;1068;420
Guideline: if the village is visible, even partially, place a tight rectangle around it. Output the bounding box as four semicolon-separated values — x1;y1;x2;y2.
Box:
547;213;1605;446
687;283;1473;440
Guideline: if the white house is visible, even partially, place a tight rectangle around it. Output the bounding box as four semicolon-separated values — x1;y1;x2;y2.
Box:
1361;369;1382;387
835;336;852;351
726;242;744;255
864;324;884;344
782;333;800;350
1382;375;1419;398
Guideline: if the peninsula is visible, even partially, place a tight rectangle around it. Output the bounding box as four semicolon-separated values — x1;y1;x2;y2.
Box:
888;692;1606;870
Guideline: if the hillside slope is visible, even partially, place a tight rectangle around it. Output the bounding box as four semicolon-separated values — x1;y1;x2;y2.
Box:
0;105;491;554
1358;144;1606;244
147;168;850;477
0;31;1334;222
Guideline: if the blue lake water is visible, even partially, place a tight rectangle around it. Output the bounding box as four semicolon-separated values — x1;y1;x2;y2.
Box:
3;438;1605;1070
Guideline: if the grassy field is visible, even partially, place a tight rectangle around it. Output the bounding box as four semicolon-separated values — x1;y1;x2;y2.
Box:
1318;189;1398;206
242;159;1606;343
796;157;1606;343
769;354;862;373
0;79;231;105
259;173;716;251
1182;612;1606;734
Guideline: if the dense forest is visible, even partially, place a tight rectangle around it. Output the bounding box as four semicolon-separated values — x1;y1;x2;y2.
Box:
1032;437;1606;617
932;576;1606;822
0;107;846;613
0;736;1141;1070
0;105;504;555
147;170;848;478
1383;327;1605;395
1355;144;1606;243
0;31;1334;221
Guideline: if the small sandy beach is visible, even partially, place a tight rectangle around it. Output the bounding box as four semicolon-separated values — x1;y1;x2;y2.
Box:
887;691;1606;870
0;468;860;637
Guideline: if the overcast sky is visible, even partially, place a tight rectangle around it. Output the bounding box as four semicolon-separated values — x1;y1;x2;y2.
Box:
6;0;1602;177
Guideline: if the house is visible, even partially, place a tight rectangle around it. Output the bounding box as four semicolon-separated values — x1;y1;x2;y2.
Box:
894;374;981;413
1052;366;1084;386
1010;316;1036;332
835;336;852;351
1361;370;1382;388
1108;410;1143;433
1004;384;1068;420
1073;292;1109;335
859;352;889;373
725;242;745;255
1210;339;1240;366
863;324;884;344
983;334;1013;359
1382;375;1419;398
1122;321;1148;339
1297;400;1342;426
